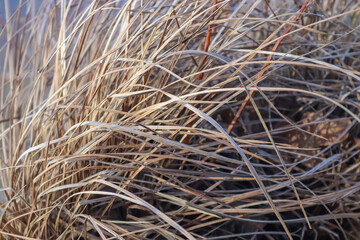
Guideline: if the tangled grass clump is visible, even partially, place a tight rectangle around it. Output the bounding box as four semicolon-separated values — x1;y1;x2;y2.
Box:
0;0;359;239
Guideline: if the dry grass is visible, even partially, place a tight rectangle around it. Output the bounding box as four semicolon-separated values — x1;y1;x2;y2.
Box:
0;0;360;239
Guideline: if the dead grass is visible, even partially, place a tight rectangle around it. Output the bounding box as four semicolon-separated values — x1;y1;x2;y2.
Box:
0;0;359;239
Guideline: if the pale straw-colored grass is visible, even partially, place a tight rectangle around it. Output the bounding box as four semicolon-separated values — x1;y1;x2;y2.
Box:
0;0;359;239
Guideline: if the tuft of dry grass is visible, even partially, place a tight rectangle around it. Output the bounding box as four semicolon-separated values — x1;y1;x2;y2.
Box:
0;0;359;239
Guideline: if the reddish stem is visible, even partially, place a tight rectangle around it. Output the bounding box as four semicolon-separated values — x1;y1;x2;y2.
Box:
225;0;310;136
185;0;218;144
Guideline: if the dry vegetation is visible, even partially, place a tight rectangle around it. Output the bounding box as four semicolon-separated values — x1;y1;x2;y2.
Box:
0;0;360;239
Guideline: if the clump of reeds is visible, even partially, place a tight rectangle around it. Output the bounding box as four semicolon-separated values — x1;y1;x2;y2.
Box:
0;0;359;239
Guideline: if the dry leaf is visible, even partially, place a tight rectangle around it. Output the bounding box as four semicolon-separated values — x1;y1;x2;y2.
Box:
278;112;351;148
354;138;360;149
